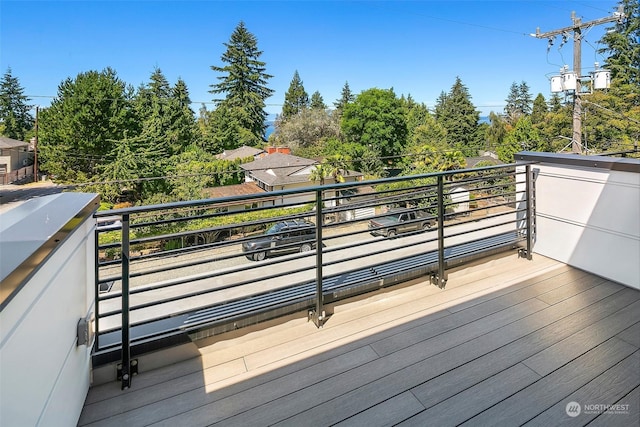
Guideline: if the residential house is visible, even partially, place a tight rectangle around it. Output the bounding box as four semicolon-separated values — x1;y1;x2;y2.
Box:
215;145;266;161
240;152;364;206
0;137;31;183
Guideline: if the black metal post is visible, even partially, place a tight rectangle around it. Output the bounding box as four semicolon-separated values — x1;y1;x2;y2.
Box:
313;189;325;327
120;214;132;389
431;175;447;288
525;165;534;260
94;225;100;351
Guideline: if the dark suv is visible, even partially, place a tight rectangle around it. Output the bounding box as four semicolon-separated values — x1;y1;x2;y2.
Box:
242;219;317;261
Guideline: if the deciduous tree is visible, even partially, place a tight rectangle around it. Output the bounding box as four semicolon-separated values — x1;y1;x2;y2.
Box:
341;88;407;167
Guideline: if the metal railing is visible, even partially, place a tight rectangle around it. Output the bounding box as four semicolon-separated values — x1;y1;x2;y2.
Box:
93;163;535;389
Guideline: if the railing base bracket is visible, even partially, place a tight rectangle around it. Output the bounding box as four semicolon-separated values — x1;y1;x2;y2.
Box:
518;248;533;260
309;310;326;328
430;275;447;289
117;359;138;390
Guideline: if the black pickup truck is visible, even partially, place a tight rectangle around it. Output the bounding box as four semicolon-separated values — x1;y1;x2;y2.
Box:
368;209;435;238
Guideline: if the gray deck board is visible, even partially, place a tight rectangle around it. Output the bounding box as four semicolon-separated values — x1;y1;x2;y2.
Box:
523;351;640;426
79;256;640;427
460;337;638;426
588;385;640;427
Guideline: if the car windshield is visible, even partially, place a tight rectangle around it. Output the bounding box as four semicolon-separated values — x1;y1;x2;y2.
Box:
383;214;401;221
266;223;285;235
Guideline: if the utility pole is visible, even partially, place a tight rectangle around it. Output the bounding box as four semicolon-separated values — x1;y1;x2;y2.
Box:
34;106;39;182
531;7;625;153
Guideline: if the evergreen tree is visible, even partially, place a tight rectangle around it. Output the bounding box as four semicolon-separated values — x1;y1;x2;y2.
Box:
531;93;548;126
504;81;532;125
38;68;135;181
310;91;326;110
282;70;308;119
209;21;274;144
598;0;640;88
0;68;34;141
131;68;196;197
169;78;196;155
434;77;480;156
517;82;533;116
498;116;541;162
401;94;431;142
333;81;354;114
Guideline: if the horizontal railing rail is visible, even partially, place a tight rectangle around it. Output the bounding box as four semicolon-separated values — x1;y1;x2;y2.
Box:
93;162;536;389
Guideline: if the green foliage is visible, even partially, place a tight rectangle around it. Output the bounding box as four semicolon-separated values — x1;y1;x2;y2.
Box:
38;67;135;181
209;21;274;143
530;93;548;127
485;112;507;149
166;146;245;201
310;91;326;110
401;95;431;142
282;70;309;119
434;77;481;157
341;88;407;166
271;108;340;153
504;81;532;125
322;138;384;177
0;68;34;141
598;0;640;87
498;116;542;162
333;81;354;115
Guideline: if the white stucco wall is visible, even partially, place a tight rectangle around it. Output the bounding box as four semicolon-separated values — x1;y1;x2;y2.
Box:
517;153;640;289
0;193;98;426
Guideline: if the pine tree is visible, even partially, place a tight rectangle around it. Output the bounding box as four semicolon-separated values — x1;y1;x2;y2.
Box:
598;0;640;87
209;21;274;144
282;70;309;119
434;77;480;156
0;68;34;141
310;91;326;110
333;81;354;113
504;81;532;125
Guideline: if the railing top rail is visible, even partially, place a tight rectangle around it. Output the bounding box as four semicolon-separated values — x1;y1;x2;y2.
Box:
516;151;639;173
94;162;534;218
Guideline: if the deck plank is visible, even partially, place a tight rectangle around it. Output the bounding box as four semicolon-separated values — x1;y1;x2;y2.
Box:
401;284;639;425
523;351;640;426
400;363;541;427
80;257;640;427
460;337;638;426
267;283;633;426
588;385;640;427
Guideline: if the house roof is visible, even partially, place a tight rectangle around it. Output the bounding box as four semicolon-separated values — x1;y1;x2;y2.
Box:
215;145;265;161
465;155;504;168
202;181;266;199
0;137;28;149
241;153;319;187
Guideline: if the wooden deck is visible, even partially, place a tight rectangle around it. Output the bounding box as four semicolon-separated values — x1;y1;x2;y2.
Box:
79;252;640;426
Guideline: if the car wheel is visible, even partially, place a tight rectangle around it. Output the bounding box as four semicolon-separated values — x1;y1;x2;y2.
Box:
253;251;266;261
387;229;396;238
299;243;312;253
422;223;432;231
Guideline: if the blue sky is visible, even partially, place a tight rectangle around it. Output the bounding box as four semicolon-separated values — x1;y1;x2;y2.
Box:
1;0;622;117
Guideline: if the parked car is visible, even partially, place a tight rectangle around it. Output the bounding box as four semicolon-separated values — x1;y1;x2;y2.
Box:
242;219;317;261
368;209;435;238
96;216;122;231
